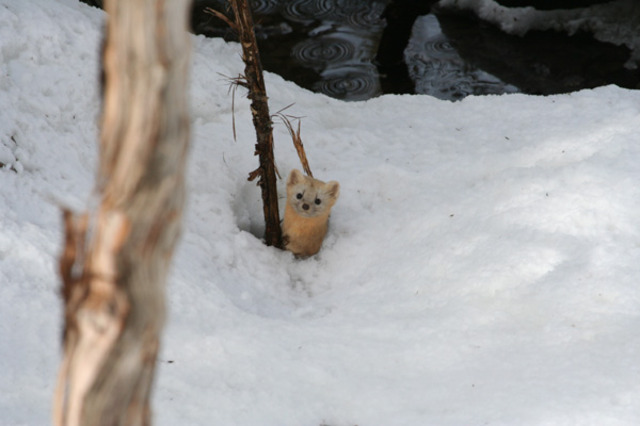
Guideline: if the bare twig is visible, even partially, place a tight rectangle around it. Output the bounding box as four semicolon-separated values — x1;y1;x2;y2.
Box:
203;7;237;31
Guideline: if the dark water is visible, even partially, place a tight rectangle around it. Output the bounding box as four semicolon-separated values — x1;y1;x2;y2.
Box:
191;0;639;101
82;0;640;101
415;10;639;100
192;0;393;101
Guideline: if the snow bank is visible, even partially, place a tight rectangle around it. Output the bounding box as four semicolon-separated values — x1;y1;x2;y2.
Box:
2;0;640;425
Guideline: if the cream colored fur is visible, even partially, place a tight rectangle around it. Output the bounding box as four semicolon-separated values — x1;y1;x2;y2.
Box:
282;169;339;257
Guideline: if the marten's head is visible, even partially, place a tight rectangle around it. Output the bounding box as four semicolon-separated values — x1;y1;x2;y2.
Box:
286;169;339;218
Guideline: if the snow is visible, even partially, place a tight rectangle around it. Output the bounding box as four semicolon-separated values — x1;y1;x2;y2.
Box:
2;0;640;425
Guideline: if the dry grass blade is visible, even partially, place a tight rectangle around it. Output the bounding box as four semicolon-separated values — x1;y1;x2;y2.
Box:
203;7;237;31
220;73;248;142
274;108;312;178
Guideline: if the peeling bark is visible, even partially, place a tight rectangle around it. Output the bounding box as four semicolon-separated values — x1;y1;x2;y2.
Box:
54;0;192;425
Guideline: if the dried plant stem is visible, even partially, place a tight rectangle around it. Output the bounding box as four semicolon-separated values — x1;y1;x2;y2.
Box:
229;0;282;248
274;109;313;178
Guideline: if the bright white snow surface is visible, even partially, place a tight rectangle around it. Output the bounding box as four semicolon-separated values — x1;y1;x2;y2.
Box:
2;0;640;425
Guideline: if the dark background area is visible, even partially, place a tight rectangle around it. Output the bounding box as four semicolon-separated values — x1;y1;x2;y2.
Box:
79;0;639;101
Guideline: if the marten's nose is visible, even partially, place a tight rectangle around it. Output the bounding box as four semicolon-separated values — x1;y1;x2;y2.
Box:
302;203;309;210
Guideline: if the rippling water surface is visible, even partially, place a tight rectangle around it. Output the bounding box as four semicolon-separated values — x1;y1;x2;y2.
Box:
80;0;640;101
193;0;390;101
405;15;519;100
191;0;639;102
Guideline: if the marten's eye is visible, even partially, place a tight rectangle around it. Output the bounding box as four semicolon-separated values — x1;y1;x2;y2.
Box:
296;193;303;199
315;198;321;205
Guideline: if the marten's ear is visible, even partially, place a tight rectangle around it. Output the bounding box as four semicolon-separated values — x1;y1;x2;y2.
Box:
287;169;303;186
325;181;340;200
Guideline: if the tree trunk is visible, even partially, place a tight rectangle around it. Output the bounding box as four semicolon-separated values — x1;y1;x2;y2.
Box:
54;0;192;425
230;0;283;248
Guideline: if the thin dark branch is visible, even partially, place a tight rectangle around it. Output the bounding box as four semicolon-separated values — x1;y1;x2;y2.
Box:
203;7;237;31
229;0;282;248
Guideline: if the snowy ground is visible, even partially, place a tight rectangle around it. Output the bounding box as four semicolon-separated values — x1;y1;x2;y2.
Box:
2;0;640;425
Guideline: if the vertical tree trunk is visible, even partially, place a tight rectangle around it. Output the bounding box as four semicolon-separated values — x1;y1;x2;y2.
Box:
230;0;282;248
54;0;192;425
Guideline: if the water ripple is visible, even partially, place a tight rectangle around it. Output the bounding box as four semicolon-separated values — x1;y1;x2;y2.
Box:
292;37;356;68
282;0;335;22
338;0;387;29
250;0;281;14
315;67;380;101
421;38;456;60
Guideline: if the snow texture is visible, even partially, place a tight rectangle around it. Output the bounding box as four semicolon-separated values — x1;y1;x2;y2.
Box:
2;0;640;425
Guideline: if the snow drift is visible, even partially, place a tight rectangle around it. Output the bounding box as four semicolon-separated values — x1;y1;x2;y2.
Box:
1;0;640;425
